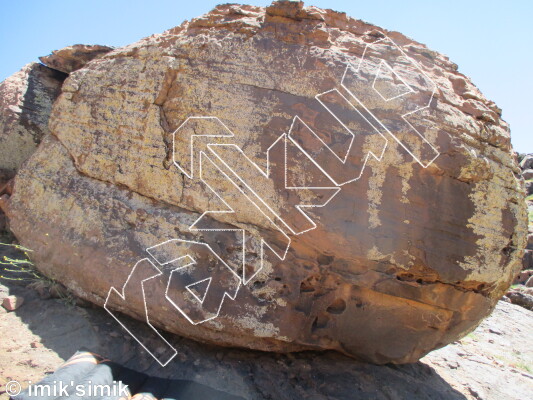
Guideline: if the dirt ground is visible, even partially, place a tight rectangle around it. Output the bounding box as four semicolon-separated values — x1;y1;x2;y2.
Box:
0;239;532;400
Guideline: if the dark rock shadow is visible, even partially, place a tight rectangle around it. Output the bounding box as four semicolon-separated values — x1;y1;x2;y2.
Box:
1;240;465;400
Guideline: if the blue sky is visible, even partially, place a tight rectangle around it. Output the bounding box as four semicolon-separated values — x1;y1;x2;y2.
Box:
0;0;530;153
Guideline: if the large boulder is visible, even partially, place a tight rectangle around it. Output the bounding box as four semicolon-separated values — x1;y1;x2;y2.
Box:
0;63;66;181
0;1;528;364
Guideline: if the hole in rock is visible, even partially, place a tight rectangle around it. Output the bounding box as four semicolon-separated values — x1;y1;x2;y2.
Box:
317;254;335;265
326;298;346;314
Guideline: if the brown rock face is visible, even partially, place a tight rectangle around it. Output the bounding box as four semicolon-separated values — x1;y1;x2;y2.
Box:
0;63;66;181
0;44;110;183
39;44;114;74
1;1;528;364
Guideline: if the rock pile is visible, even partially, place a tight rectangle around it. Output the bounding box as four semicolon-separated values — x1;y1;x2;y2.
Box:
519;153;533;272
504;153;533;310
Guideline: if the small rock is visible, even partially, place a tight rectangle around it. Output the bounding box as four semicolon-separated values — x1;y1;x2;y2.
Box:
527;234;533;251
506;290;533;310
30;341;43;348
500;295;512;303
488;328;503;335
513;269;533;285
109;331;120;338
520;154;533;170
526;180;533;196
523;169;533;180
2;295;24;311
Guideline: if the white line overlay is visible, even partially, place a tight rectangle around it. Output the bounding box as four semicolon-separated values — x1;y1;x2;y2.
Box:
104;33;441;367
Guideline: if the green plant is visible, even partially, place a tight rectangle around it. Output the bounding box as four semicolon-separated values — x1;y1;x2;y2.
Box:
1;242;80;307
0;242;38;281
57;290;78;308
511;360;532;374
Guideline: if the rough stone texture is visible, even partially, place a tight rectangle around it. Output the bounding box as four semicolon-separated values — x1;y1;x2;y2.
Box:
506;290;533;310
1;1;528;364
1;255;532;400
523;249;533;270
39;44;114;74
526;180;533;196
520;154;533;170
2;295;24;311
513;270;533;285
523;169;533;180
0;63;66;180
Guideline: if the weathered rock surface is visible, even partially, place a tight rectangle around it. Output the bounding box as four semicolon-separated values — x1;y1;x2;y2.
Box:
520;154;533;170
0;44;112;183
1;294;24;311
525;248;533;269
513;270;533;285
0;63;66;181
39;44;114;74
1;1;528;364
1;255;532;400
523;169;533;181
506;289;533;310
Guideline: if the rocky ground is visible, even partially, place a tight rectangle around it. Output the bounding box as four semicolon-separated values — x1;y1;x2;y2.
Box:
0;236;531;400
